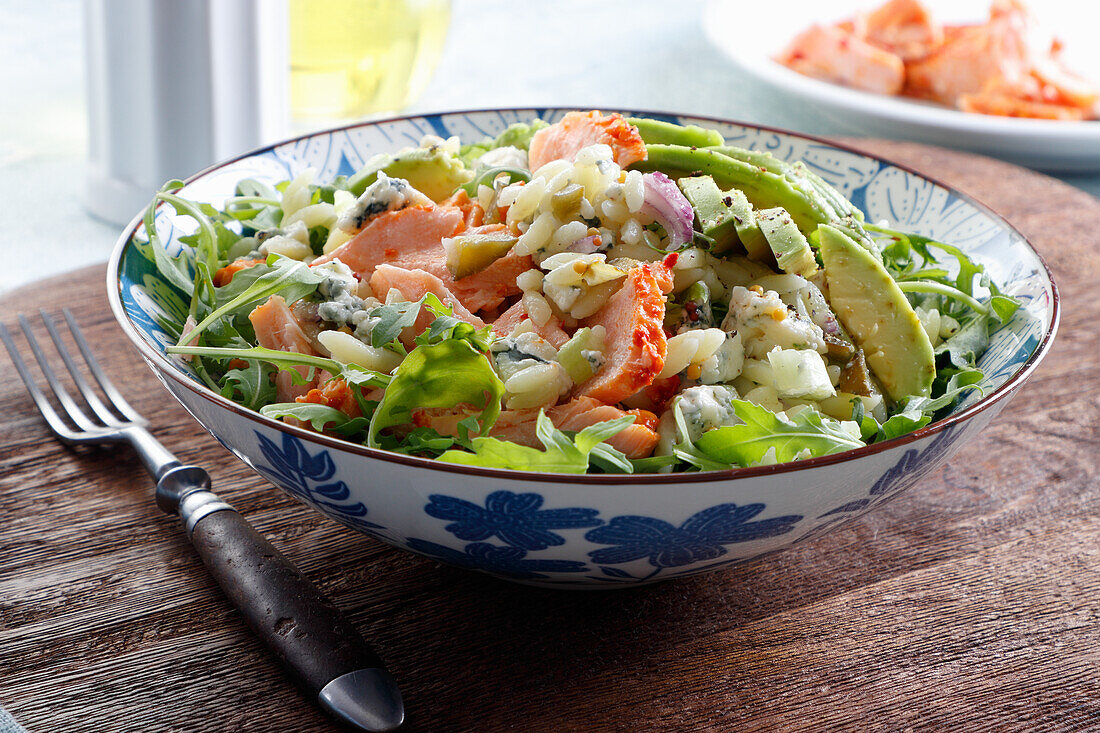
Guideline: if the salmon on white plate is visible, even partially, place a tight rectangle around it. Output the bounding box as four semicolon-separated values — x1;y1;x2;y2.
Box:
147;111;1019;474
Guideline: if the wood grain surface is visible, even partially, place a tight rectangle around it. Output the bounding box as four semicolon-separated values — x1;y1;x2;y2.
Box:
1;141;1098;733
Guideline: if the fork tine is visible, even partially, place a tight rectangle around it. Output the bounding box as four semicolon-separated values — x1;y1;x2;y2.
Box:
0;321;87;441
17;313;100;432
39;310;134;428
61;308;146;425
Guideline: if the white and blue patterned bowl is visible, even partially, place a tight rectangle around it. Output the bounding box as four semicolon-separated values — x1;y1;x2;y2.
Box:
107;109;1059;588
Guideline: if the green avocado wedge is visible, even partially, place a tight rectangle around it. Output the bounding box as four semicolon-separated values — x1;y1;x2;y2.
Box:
818;224;935;401
348;146;472;202
627;117;725;147
756;207;818;277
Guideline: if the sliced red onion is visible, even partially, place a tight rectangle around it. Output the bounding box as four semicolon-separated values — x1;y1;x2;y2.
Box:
566;235;601;254
640;171;695;250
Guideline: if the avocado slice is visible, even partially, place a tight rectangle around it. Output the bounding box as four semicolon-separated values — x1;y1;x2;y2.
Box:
556;327;606;384
819;224;935;401
348;146;472;202
677;176;738;252
627;117;725;147
756;207;818;277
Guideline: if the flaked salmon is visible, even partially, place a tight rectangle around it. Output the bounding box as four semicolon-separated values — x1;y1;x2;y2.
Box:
863;0;944;60
248;295;322;402
314;205;529;313
577;262;673;405
777;23;905;95
527;111;648;172
369;264;485;349
492;299;570;348
549;397;659;459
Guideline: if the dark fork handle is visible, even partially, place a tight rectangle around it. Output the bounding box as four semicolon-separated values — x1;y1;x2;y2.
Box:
161;467;404;732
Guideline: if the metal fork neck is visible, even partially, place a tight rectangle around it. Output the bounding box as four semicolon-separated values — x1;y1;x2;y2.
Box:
120;425;180;480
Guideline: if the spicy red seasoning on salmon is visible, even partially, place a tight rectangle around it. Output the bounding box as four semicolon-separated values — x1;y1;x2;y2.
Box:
160;111;1017;473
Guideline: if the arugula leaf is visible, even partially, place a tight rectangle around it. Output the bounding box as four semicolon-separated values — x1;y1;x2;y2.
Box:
668;399;732;471
220;361;277;411
367;339;504;448
167;345;391;389
366;299;423;350
990;294;1021;322
416;295;495;351
259;402;370;436
866;223;1020;323
876;410;932;442
178;255;323;347
906;367;985;417
437;412;634;473
936;315;989;369
376;426;460;457
141;181;196;296
695;400;864;467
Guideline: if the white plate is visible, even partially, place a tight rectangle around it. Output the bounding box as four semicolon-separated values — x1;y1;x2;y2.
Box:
704;0;1100;172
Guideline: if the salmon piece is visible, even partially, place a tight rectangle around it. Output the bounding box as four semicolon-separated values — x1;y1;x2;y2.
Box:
413;406;541;447
862;0;944;61
527;111;648;172
959;84;1090;120
248;295;322;402
439;189;485;230
312;205;463;276
416;398;659;459
447;230;533;313
313;205;529;313
296;378;363;419
904;14;1030;105
549;397;659;459
213;257;266;287
578;262;672;405
777;23;905;95
1029;61;1100;111
369;264;485;348
491;299;571;348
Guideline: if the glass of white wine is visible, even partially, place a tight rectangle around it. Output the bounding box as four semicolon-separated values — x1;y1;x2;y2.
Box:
289;0;450;124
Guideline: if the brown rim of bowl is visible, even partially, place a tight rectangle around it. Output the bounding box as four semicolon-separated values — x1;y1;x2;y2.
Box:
106;106;1061;485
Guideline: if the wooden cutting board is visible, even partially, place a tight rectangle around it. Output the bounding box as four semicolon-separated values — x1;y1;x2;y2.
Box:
1;141;1098;733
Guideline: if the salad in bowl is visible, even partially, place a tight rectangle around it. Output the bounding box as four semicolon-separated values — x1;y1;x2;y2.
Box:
109;109;1055;585
140;110;1018;474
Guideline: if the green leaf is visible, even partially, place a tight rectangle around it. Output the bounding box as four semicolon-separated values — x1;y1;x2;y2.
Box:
906;367;985;417
167;344;391;389
936;315;989;369
415;294;495;351
990;294;1021;323
220;361;276;410
436;412;634;474
367;339;504;448
695;400;864;467
876;410;931;442
259;402;370;436
141;183;196;296
366;298;424;350
178;255;323;347
376;426;459;457
668;398;733;471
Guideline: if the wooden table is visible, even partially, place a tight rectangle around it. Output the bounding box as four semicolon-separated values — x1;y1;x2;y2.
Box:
1;142;1097;732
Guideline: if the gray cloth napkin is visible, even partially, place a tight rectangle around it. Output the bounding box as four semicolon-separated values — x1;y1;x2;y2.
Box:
0;706;27;733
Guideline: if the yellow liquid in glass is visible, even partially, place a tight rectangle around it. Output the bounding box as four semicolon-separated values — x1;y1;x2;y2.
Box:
289;0;450;121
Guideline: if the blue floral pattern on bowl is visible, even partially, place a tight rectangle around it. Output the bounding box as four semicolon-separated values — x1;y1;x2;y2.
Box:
254;431;383;535
424;491;602;550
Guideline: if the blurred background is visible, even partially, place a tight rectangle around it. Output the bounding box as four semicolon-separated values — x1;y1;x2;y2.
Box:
1;0;1096;296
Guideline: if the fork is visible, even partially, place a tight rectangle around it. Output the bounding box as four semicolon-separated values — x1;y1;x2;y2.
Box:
1;310;404;732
